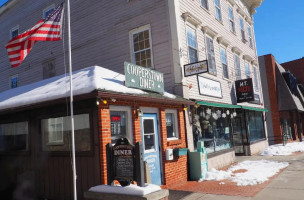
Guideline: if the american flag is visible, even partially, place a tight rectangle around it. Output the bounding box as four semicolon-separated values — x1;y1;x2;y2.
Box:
5;3;64;68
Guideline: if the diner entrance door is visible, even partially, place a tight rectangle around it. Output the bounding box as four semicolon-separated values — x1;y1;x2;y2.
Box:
232;117;245;155
141;113;162;185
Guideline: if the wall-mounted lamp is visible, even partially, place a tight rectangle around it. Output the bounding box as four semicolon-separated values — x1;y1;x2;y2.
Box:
137;108;143;117
96;97;108;106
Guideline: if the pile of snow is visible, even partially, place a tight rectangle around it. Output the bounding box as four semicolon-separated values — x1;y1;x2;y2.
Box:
89;184;161;196
0;66;176;111
260;142;304;156
204;160;289;186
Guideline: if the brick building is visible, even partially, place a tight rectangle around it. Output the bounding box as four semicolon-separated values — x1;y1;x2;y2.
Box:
259;54;304;144
282;57;304;85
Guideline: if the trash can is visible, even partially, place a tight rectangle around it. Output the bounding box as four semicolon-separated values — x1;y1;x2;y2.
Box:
189;141;208;180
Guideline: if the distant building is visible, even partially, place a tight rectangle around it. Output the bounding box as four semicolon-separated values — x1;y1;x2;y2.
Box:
281;57;304;85
259;54;304;145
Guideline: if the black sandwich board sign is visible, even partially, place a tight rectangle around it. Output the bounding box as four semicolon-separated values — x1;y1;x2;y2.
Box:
235;78;254;103
106;138;144;187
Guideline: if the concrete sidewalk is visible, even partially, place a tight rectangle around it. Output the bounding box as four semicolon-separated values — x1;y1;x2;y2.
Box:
169;153;304;200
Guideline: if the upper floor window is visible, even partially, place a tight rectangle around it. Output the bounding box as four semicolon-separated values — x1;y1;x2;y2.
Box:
41;113;91;151
0;121;29;151
253;67;259;91
214;0;222;21
245;62;250;78
239;17;246;41
186;26;198;63
228;6;235;32
234;54;241;80
10;25;19;39
220;47;228;78
206;36;217;75
43;4;55;19
10;74;18;89
131;25;152;68
166;109;179;140
201;0;209;10
247;26;253;48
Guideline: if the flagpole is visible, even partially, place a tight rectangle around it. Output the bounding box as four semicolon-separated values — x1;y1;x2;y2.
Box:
66;0;78;199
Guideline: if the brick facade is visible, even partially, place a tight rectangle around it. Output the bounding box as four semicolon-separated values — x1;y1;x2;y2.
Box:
97;99;188;186
281;57;304;85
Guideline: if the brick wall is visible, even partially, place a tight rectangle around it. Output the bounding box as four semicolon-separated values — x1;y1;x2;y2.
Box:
281;57;304;85
97;98;188;186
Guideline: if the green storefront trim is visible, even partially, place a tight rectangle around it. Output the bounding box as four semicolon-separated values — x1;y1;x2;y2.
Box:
241;106;268;112
196;101;241;108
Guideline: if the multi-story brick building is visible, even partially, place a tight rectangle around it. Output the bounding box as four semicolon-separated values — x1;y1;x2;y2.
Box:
0;0;267;199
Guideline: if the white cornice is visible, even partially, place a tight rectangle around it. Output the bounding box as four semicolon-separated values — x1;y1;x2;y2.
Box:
226;0;236;6
243;54;254;62
231;46;242;55
217;36;230;47
202;25;218;39
182;12;202;27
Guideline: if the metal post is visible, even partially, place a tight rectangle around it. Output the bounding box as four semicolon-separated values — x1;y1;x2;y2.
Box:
66;0;77;199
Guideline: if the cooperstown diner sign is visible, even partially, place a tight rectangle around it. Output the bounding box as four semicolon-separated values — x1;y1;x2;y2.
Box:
124;62;164;93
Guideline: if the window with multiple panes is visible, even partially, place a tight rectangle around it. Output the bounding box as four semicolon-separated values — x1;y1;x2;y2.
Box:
10;25;19;39
247;26;253;48
131;27;152;68
201;0;209;10
43;4;55;19
253;67;259;91
165;110;179;140
206;36;217;75
0;121;28;151
234;54;241;80
41;114;91;151
239;17;246;41
186;26;198;63
110;106;132;144
10;74;18;89
228;6;235;32
245;62;250;78
220;47;228;78
214;0;222;21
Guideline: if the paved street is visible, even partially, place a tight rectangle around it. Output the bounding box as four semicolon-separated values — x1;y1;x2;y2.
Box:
169;153;304;200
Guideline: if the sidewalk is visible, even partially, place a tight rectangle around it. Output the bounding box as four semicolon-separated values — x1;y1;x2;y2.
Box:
169;152;304;200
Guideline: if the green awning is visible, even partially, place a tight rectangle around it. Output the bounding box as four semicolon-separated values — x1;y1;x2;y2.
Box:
196;101;241;108
241;106;268;112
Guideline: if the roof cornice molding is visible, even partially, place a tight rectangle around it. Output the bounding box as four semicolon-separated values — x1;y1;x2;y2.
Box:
217;36;230;47
231;46;242;55
202;25;218;39
182;12;202;27
0;0;19;16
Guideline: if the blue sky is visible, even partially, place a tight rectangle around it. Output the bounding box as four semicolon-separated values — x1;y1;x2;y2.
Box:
0;0;303;63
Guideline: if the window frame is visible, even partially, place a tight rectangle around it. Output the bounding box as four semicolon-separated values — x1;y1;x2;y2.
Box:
109;105;133;144
205;35;217;75
234;54;241;80
165;109;180;141
43;4;55;19
201;0;209;10
186;25;198;64
214;0;222;22
129;24;154;68
239;17;246;41
247;25;253;48
253;66;259;91
10;74;18;89
10;25;19;40
244;61;250;78
228;6;235;33
220;47;229;79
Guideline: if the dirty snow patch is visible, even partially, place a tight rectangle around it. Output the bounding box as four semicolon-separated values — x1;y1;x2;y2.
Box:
260;142;304;156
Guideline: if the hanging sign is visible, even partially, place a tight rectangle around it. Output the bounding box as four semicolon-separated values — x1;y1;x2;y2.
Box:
198;76;222;98
124;62;164;94
184;60;208;77
235;78;254;103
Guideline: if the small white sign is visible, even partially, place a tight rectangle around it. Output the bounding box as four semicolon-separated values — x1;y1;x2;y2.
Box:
184;60;208;77
198;76;222;98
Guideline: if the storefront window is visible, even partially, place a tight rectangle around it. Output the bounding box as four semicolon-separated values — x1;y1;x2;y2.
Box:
110;106;132;144
193;106;232;153
41;114;91;151
246;111;265;142
0;121;28;151
166;109;179;140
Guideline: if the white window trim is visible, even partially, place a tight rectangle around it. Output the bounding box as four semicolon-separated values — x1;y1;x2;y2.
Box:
228;6;235;33
165;109;180;141
200;0;209;11
239;16;246;41
247;25;253;48
214;0;222;22
234;54;241;80
186;25;198;64
47;117;64;145
244;61;250;78
205;35;217;75
10;25;19;40
220;47;229;79
109;105;133;144
129;24;154;68
43;4;55;18
253;66;259;91
10;74;18;88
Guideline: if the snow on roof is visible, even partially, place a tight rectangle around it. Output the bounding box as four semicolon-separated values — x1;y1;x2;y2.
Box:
0;66;176;111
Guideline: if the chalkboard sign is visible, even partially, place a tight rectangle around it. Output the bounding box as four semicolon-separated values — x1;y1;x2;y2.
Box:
235;78;254;103
106;138;144;187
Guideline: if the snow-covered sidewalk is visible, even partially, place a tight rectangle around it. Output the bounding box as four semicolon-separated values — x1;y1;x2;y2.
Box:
260;142;304;156
204;160;289;186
